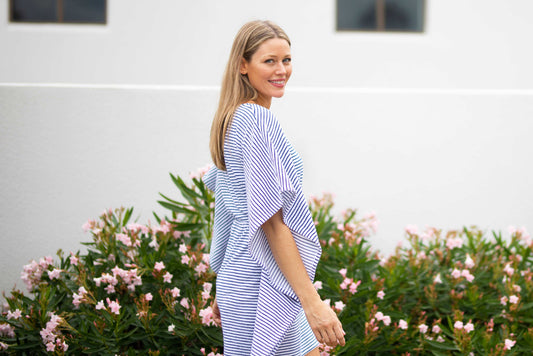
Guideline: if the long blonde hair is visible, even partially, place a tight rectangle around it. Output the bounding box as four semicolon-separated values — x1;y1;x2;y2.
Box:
209;20;291;170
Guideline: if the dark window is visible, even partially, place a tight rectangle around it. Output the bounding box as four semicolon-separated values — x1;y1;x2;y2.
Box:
337;0;425;32
10;0;106;24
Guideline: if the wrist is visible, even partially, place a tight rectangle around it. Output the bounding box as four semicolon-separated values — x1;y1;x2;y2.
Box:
298;286;322;309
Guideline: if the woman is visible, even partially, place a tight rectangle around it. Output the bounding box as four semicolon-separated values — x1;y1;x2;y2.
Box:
203;20;345;356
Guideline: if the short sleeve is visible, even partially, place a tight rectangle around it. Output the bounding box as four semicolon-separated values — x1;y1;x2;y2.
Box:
242;107;321;301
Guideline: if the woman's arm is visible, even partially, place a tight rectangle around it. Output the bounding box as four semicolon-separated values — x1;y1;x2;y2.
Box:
261;210;345;347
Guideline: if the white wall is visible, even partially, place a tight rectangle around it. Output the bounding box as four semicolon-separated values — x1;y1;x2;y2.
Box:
1;0;532;296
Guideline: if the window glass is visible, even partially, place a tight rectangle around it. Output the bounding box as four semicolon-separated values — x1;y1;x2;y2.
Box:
337;0;377;31
11;0;57;22
337;0;425;32
385;0;424;31
63;0;106;23
10;0;106;24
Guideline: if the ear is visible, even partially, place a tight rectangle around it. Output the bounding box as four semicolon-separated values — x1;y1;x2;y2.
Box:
240;57;248;75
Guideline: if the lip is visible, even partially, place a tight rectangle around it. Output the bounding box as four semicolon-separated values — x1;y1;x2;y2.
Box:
268;79;286;88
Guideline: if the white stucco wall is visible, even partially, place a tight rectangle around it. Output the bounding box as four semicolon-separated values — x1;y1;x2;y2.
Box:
1;0;532;296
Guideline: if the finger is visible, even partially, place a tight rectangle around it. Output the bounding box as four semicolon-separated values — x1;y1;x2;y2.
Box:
324;327;338;347
333;323;346;346
312;328;324;345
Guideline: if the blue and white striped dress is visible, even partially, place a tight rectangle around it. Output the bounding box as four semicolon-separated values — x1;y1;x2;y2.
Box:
203;103;322;356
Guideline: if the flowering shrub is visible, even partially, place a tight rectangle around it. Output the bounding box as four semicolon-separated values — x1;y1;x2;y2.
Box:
310;194;532;355
1;168;531;355
1;169;222;355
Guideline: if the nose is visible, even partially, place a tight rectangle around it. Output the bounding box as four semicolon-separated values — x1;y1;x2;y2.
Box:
275;61;287;75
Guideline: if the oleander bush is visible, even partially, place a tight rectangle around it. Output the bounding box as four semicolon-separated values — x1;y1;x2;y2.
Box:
1;167;531;355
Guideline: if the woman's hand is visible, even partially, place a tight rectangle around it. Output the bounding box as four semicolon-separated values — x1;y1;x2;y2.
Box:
212;296;221;326
303;298;345;347
261;211;345;346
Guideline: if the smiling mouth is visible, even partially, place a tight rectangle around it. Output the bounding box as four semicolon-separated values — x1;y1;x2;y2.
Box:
269;80;286;87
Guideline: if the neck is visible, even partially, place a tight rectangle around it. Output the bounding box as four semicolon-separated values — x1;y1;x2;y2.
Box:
254;94;271;109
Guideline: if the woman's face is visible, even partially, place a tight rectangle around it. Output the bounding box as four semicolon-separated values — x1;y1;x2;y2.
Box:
240;38;292;108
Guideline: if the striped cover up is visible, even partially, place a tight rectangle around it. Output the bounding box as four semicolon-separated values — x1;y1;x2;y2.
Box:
203;103;322;355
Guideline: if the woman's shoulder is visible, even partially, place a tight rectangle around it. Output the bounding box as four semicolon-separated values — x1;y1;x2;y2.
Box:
233;103;280;132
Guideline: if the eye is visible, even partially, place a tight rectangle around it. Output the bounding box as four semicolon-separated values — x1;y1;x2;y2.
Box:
264;59;274;64
283;57;292;63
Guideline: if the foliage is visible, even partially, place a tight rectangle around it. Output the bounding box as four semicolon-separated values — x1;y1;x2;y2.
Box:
310;194;532;356
1;167;531;355
1;167;221;355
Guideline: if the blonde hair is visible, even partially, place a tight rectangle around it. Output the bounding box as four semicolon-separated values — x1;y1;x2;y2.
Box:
209;20;291;170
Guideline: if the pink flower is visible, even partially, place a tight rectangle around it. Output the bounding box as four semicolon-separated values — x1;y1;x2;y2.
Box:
432;325;441;334
181;255;190;264
7;309;22;320
199;306;215;325
163;272;173;283
46;342;55;352
82;221;92;232
195;263;208;275
0;342;8;351
437;336;445;342
178;244;187;253
399;319;408;330
509;295;519;304
313;281;323;290
105;284;115;294
180;298;190;309
503;263;514;276
504;339;516;350
338;268;347;278
405;224;418;235
418;324;428;334
149;237;159;249
96;300;105;310
434;274;443;284
334;301;345;311
145;293;153;301
461;269;475;282
116;233;132;247
451;268;461;279
454;321;463;329
340;277;352;290
171;287;181;298
382;315;391;326
501;296;508;305
464;322;474;333
446;237;463;249
0;324;15;338
154;261;165;272
375;312;384;321
203;282;213;293
377;290;385;300
349;280;361;294
69;253;79;266
47;268;61;280
106;298;121;315
168;324;175;332
465;254;475;269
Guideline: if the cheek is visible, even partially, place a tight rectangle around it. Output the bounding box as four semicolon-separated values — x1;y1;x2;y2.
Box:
286;66;293;79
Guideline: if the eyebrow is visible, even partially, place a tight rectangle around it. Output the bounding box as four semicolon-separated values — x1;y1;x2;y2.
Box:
260;53;292;58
